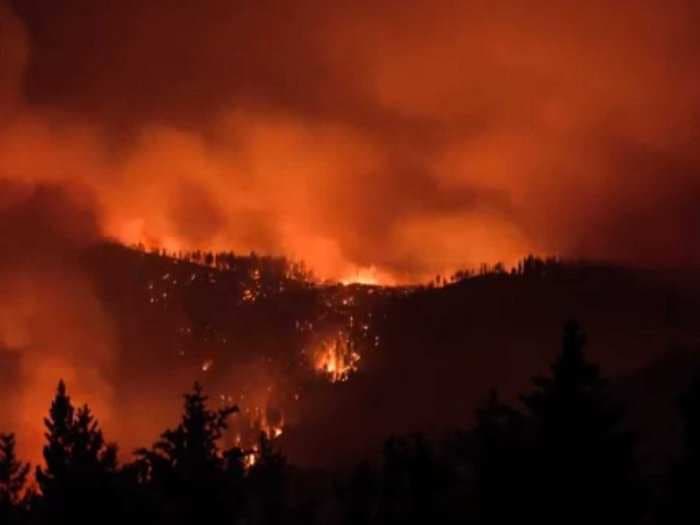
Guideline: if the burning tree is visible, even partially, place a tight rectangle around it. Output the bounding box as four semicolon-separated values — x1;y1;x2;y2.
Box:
312;332;361;383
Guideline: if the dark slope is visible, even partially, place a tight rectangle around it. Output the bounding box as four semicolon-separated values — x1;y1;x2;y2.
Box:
77;243;700;466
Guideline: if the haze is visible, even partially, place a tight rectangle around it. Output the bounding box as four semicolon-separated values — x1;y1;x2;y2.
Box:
2;1;699;282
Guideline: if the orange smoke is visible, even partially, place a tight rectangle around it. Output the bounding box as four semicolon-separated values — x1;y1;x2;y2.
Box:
0;179;116;463
3;1;700;284
3;1;700;458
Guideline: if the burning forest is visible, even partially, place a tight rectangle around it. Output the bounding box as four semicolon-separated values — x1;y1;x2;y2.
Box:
3;236;700;523
3;1;700;523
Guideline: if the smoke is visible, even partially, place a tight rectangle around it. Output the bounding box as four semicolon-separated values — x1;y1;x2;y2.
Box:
0;179;116;461
2;0;699;442
3;1;700;281
0;6;115;462
0;2;25;117
3;0;700;467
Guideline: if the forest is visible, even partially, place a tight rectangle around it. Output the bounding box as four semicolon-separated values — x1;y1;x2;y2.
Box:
1;320;699;524
6;1;700;522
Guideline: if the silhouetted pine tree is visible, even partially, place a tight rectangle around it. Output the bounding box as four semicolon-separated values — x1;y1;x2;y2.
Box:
380;434;446;525
0;433;30;525
135;382;243;524
662;371;700;523
338;461;378;525
35;380;118;524
248;432;287;525
520;321;644;524
473;390;529;524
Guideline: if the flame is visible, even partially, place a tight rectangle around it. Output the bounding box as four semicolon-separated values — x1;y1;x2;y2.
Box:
312;333;360;383
253;406;284;440
231;404;283;470
227;397;285;464
340;266;396;286
244;444;259;469
244;453;257;469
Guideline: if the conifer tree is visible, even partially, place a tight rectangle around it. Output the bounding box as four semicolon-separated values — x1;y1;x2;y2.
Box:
520;321;644;524
135;382;243;523
0;433;30;524
340;461;378;525
473;390;528;524
248;432;287;525
36;380;118;523
663;371;700;523
379;434;445;525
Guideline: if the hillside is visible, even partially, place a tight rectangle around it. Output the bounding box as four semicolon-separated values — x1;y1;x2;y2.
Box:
70;243;700;467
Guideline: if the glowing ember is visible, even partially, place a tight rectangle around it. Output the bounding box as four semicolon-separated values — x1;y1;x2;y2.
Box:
313;333;360;383
229;401;285;456
245;454;256;469
241;286;262;303
244;445;259;469
253;406;284;441
201;359;214;372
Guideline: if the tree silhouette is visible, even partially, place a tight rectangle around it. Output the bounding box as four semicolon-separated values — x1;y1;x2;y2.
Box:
0;433;30;524
247;432;287;525
135;382;243;523
473;390;529;524
338;461;378;525
380;434;446;525
35;380;118;523
0;317;678;524
519;320;644;524
36;380;73;496
662;370;700;523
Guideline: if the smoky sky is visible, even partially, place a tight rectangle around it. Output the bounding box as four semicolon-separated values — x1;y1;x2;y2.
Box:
3;0;700;280
0;179;116;461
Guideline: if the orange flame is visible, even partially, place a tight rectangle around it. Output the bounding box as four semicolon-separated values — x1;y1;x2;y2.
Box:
312;333;360;383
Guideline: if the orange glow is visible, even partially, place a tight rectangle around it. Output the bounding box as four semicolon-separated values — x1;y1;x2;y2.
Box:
3;2;700;283
312;333;361;383
4;0;700;466
244;446;258;469
339;266;395;286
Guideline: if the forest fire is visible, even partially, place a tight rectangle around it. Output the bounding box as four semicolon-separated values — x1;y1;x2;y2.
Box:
243;447;258;469
312;333;361;383
2;1;700;523
252;406;285;440
228;397;286;451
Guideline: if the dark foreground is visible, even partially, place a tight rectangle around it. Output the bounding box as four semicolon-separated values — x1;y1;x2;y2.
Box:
1;321;700;525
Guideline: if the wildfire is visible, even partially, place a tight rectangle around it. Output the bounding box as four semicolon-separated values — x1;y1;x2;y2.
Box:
252;406;284;440
339;265;395;286
229;400;285;453
244;445;259;469
312;333;360;383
